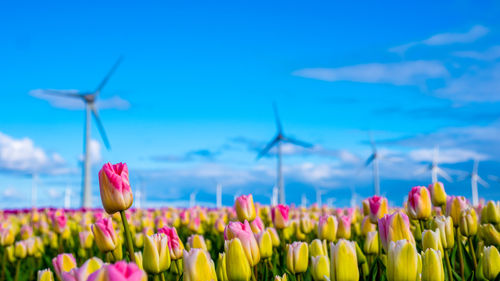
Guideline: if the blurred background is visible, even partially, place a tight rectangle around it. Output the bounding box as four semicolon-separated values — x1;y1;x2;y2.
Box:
1;0;500;208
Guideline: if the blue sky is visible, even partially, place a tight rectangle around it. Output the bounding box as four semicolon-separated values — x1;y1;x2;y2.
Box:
1;0;500;208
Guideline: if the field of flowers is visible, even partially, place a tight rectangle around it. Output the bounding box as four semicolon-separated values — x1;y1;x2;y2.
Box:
0;162;499;281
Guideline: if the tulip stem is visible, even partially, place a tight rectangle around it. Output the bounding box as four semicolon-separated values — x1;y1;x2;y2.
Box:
456;229;465;281
13;259;20;281
160;273;166;281
444;249;453;281
468;238;477;271
1;250;7;281
120;210;136;263
419;219;425;232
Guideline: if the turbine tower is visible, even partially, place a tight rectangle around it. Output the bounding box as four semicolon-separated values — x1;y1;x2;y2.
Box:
34;57;123;208
469;160;489;206
364;134;380;195
257;103;313;205
428;146;452;183
216;183;222;208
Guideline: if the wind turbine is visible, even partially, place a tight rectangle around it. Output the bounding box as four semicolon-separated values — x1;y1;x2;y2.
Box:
468;160;489;206
364;134;380;196
417;146;452;183
257;103;313;204
216;183;222;208
34;57;123;208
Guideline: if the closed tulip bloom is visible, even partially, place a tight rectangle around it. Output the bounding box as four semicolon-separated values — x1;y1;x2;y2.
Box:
364;231;379;255
337;215;352;239
91;218;118;253
143;233;171;274
407;186;432;220
362;199;370;216
250;216;264;234
368;196;388;224
14;240;27;259
0;226;15;246
378;211;415;252
481;200;500;224
183;249;217;281
52;253;77;281
267;227;280;247
61;257;103;281
361;216;376;237
158;226;184;259
387;240;420;281
274;274;288;281
272;204;289;229
87;261;147;281
459;208;478;237
225;239;251;281
255;230;273;258
446;196;468;226
421;248;444;281
52;213;67;234
479;224;500;246
79;231;94;249
309;239;328;257
286;242;309;274
38;269;55;281
224;220;260;266
329;239;358;281
482;246;500;280
6;245;15;263
310;255;330;281
134;233;144;248
422;229;443;254
134;252;143;270
25;238;36;256
187;234;207;251
432;216;455;250
428;182;447;206
318;215;338;242
300;216;313;234
215;218;226;233
216;253;228;281
98;162;133;214
20;225;33;239
235;194;256;222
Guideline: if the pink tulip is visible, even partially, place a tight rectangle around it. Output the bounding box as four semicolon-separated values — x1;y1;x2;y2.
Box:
250;216;264;234
91;218;118;252
61;257;103;281
52;253;77;280
271;204;289;229
158;226;184;259
446;196;469;226
87;261;147;281
378;211;415;252
98;162;133;214
235;194;256;222
407;186;432;220
368;196;388;223
337;215;352;239
53;212;68;234
224;220;260;266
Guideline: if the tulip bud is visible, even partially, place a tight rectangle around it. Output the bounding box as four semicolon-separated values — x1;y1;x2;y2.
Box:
79;231;94;249
481;246;500;280
361;216;376;237
143;233;171;274
329;239;359;281
52;253;77;281
255;230;273;258
0;227;15;246
225;239;251;281
183;249;217;281
91;218;118;253
309;239;328;257
272;205;289;229
422;229;443;254
98;162;133;214
481;200;500;224
310;255;330;281
286;242;309;274
224;220;260;266
378;211;415;252
362;199;370;216
62;257;103;281
216;253;228;281
446;196;468;226
387;240;419;281
364;231;379;255
37;269;55;281
337;215;352;239
14;240;27;259
135;252;144;270
368;196;388;223
428;182;447;206
158;226;184;260
432;216;455;250
274;274;288;281
267;227;280;247
87;261;147;281
250;216;264;234
134;233;144;248
235;194;256;222
421;248;444;281
187;234;207;251
407;186;432;220
479;224;500;247
318;215;337;242
459;208;478;237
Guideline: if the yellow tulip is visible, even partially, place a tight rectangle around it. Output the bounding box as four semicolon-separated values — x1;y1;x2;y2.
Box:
286;242;309;274
387;240;419;281
482;246;500;280
225;238;251;281
310;255;330;281
37;269;54;281
183;248;217;281
421;248;444;281
330;239;359;281
142;233;171;274
459;208;478;237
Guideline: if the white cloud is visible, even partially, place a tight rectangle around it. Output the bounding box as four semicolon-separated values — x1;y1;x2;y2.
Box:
453;45;500;61
0;132;68;175
389;25;489;55
30;90;130;110
409;148;488;164
293;61;448;86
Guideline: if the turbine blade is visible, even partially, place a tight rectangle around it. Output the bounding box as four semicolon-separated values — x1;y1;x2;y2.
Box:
256;137;279;159
369;132;376;151
477;176;489;188
32;89;84;98
488;175;500;182
272;102;283;134
365;154;375;167
90;104;111;150
283;136;313;148
473;159;479;175
437;167;453;182
94;56;124;94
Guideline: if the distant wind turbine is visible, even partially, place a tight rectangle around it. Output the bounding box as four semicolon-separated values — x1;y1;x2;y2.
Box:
363;134;381;195
33;57;124;208
216;183;222;208
416;146;452;183
257;103;313;204
468;160;489;206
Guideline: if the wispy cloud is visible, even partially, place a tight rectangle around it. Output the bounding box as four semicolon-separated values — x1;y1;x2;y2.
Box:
0;131;69;175
453;45;500;61
152;149;220;163
409;148;488;164
30;90;130;110
389;25;489;55
293;61;448;86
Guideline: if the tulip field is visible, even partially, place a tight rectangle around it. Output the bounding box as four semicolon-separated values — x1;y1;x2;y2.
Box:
0;163;499;281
